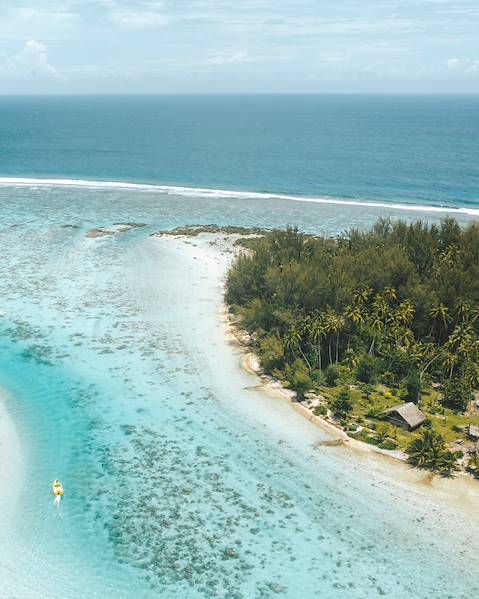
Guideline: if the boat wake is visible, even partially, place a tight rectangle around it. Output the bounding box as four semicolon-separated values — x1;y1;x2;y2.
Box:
0;177;478;217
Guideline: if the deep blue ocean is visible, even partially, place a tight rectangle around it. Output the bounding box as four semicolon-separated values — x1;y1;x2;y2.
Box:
0;94;478;210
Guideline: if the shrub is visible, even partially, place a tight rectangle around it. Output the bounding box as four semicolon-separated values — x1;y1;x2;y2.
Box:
380;370;396;387
366;405;383;418
330;388;353;420
324;364;340;387
467;453;479;478
376;423;393;444
379;439;398;450
310;369;324;386
407;428;459;476
284;359;312;401
441;378;474;412
385;350;415;381
259;335;285;372
402;370;422;404
356;354;378;384
313;404;327;417
363;383;375;402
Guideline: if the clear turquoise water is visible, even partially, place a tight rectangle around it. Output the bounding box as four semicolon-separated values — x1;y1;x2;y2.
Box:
0;185;478;599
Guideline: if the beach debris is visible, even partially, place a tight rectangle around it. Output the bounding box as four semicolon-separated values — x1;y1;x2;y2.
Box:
313;439;345;449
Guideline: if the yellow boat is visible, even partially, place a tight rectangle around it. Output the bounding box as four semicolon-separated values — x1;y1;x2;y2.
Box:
52;480;64;497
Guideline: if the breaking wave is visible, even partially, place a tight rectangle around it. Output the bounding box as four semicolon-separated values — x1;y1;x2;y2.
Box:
0;177;478;217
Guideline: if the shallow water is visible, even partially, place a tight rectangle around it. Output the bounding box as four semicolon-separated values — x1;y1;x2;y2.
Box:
0;185;478;598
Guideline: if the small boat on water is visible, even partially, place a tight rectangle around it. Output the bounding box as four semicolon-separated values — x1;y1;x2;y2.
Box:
52;480;64;498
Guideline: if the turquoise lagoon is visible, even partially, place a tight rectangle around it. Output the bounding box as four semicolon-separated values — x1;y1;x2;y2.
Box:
0;183;478;599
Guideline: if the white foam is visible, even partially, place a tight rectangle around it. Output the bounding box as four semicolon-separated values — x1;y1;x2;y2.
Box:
0;176;478;217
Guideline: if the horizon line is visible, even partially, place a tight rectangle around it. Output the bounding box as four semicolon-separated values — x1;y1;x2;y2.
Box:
0;92;478;97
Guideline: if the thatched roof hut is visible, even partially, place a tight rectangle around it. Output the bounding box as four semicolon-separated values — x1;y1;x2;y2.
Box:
382;402;426;431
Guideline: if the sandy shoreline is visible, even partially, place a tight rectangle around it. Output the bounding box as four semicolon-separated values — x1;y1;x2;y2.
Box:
228;317;407;458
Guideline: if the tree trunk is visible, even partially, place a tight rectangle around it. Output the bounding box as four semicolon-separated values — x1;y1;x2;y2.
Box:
298;345;312;372
317;343;322;370
419;348;447;380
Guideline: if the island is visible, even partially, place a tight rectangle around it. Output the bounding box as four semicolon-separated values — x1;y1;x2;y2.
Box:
225;218;479;477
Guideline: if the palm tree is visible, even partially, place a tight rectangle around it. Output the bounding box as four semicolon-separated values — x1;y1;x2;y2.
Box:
419;342;449;380
399;327;415;350
293;322;313;372
445;324;475;378
353;287;372;305
372;296;389;326
284;326;301;361
436;451;460;477
310;314;325;370
345;304;365;326
407;429;436;468
455;300;472;324
324;311;337;366
464;356;479;389
333;314;345;363
407;428;457;474
367;312;384;355
383;286;397;302
443;351;459;380
470;306;479;324
396;300;415;325
345;304;365;354
467;452;479;478
429;303;450;340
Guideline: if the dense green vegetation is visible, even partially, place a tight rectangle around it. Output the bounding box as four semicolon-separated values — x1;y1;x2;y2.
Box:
407;427;460;476
226;219;479;474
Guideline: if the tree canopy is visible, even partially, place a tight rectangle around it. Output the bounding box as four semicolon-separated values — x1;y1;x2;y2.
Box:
226;219;479;407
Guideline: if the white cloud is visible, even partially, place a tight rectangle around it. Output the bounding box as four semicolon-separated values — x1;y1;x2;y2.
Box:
110;10;170;28
205;52;252;66
109;1;170;28
446;58;479;73
0;40;58;78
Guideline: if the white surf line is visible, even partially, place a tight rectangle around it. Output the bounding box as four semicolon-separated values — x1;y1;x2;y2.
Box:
0;177;478;217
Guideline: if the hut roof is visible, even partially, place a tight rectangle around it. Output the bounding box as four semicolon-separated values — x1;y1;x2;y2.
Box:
382;402;426;429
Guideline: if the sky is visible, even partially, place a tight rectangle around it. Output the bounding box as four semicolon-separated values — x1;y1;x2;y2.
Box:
0;0;478;94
